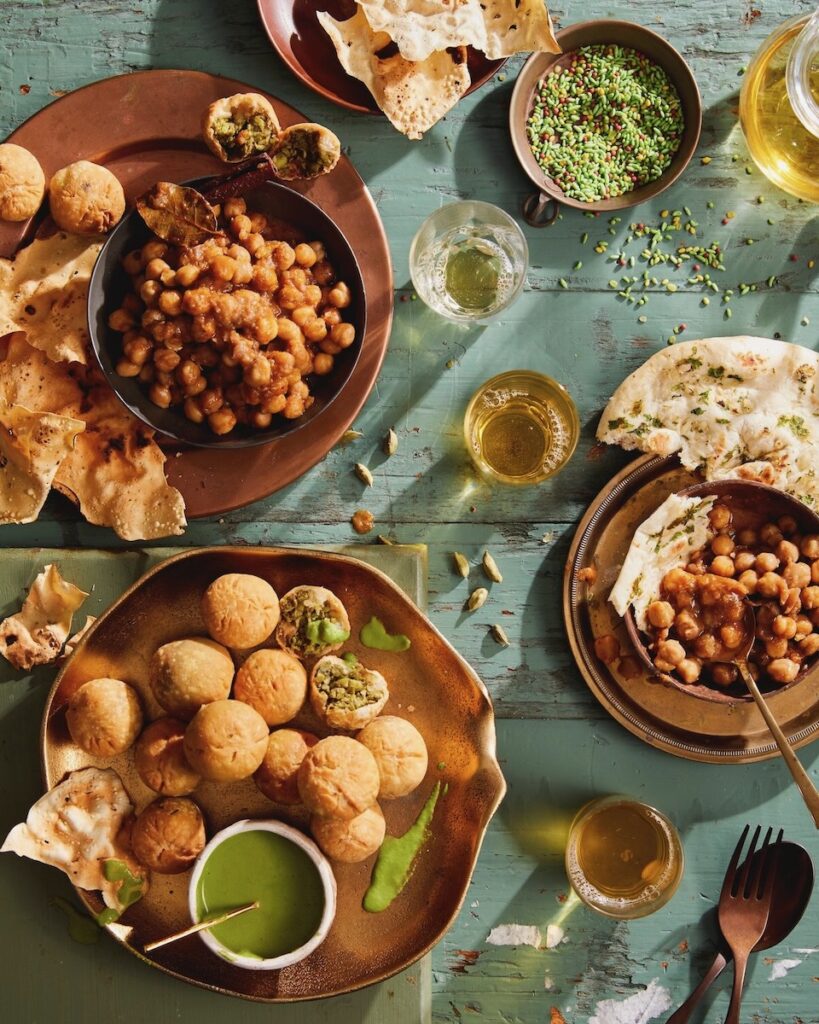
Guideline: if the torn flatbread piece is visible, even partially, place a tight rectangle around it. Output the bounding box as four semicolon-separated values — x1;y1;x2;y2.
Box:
1;767;148;913
53;381;186;541
597;337;819;509
355;0;560;62
0;404;85;524
0;232;102;364
0;332;84;416
318;7;470;138
0;563;88;670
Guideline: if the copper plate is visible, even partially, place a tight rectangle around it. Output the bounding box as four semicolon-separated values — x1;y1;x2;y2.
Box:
0;69;393;518
563;455;819;763
42;547;506;1002
257;0;506;114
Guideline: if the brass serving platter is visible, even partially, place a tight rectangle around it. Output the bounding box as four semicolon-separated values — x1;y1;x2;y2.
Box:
42;547;506;1002
563;455;819;763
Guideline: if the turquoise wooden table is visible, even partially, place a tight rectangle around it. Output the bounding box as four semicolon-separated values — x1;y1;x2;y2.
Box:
2;1;818;1022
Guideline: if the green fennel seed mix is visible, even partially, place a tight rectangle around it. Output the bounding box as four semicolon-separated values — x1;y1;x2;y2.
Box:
525;45;684;203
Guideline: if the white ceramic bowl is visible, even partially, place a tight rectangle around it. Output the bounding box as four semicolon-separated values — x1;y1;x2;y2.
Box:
188;818;337;971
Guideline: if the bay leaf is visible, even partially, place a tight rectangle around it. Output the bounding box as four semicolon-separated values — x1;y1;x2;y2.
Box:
135;182;219;246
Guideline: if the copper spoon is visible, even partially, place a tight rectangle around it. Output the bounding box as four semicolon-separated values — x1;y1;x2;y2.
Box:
701;606;819;828
665;840;813;1024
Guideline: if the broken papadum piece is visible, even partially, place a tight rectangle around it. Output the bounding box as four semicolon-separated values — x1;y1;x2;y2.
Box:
0;563;88;671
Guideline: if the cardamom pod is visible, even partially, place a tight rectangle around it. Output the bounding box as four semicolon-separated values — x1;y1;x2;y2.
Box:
490;623;510;647
383;428;398;456
453;551;470;578
377;534;394;545
467;587;488;611
355;462;374;486
340;429;363;444
482;551;503;583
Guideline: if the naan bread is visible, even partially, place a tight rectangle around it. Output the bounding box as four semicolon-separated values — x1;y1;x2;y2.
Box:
0;232;101;364
0;562;88;670
318;8;470;139
1;767;147;911
0;404;85;524
598;337;819;509
355;0;560;62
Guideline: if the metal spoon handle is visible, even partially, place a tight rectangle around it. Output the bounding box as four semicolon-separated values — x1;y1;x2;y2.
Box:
725;950;749;1024
738;662;819;829
665;950;728;1024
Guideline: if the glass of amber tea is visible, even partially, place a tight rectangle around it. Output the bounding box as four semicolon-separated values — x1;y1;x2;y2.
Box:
464;370;579;485
565;796;684;919
409;201;528;322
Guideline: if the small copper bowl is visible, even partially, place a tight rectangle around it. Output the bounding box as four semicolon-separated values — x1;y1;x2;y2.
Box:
509;19;702;226
624;480;819;704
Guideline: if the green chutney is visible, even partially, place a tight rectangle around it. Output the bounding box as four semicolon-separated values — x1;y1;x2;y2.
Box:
196;830;325;960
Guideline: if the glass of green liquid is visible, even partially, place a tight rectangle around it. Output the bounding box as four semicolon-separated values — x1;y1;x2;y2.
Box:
409;201;528;322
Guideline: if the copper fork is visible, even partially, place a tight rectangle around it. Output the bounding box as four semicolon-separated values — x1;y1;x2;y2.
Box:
718;825;782;1024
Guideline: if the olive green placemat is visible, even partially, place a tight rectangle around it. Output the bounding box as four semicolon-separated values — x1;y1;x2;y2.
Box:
0;545;430;1024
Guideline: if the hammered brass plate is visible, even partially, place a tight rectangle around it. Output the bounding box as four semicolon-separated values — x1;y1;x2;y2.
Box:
42;547;505;1002
563;455;819;763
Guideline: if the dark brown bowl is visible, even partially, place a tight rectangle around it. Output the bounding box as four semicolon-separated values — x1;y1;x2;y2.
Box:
509;19;702;226
257;0;506;115
88;178;366;449
625;480;819;704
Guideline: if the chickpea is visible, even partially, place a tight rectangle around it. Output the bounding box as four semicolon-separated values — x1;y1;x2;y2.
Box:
795;616;813;640
158;290;183;316
784;561;811;589
277;318;302;345
328;282;351;308
737;528;758;546
292;305;317;329
322;307;342;327
272;242;296;271
199;388;224;415
777;514;798;535
175;263;200;287
208;407;238;435
278;284;304;310
149;383;172;408
673;609;702;641
142;240;168;262
176;359;200;387
303;284;322;306
282;267;308;290
593;634;620;664
211;255;237;281
248;212;268;234
694;633;719;659
768;658;799;684
108;308;135;332
244;232;266;257
755;551;780;574
115;358;140;377
252;264;278;292
711;555;735;578
230;214;252;240
708;504;732;531
330;322;356;349
657;639;686;665
123;249;145;275
303;318;328;343
145;257;171;281
319;338;342;356
803;586;819;610
124;336;153;366
141;308;166;330
647;601;675;629
774;540;799;566
160;267;177;287
185;376;207;397
251;410;273;429
801;535;819;559
313;352;334;375
734;551;756;573
712;664;738;687
720;624;745;650
182;396;204;423
312;259;334;285
261;393;287;415
287;242;315;269
772;615;798;639
246;355;272;387
255;313;279;345
223;197;247;218
800;634;819;657
138;364;154;383
765;637;789;659
154;349;181;373
308;240;326;261
677;658;702;684
711;534;735;557
757;571;786;600
782;587;802;618
760;523;784;547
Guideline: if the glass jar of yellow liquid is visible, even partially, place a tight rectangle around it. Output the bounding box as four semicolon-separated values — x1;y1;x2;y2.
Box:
565;796;684;919
740;9;819;202
464;370;579;485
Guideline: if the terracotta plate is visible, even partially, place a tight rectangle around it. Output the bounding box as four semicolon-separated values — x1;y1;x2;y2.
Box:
0;69;393;518
257;0;506;114
563;455;819;763
42;547;506;1002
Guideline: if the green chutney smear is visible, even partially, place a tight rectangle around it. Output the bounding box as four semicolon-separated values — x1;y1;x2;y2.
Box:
95;859;145;925
196;830;324;960
363;782;442;913
360;616;411;653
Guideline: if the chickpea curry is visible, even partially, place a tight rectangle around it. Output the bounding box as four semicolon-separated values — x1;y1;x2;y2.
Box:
108;196;356;437
645;502;819;692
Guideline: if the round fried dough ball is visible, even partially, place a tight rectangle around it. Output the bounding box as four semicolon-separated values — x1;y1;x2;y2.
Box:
357;716;428;799
66;677;143;757
297;736;380;820
48;160;125;234
254;728;319;803
135;717;201;796
201;573;280;649
183;699;268;782
234;648;307;726
150;637;234;720
131;797;206;874
311;804;385;863
0;143;45;221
